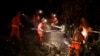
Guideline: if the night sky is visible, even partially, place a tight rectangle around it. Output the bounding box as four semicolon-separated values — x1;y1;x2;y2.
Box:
0;0;100;35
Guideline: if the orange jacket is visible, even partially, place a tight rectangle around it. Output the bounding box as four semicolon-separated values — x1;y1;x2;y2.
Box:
11;15;21;28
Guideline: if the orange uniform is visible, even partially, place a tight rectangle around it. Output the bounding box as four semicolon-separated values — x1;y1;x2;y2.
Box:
68;28;84;56
32;14;40;28
79;17;92;44
37;18;46;43
10;12;21;41
37;23;45;42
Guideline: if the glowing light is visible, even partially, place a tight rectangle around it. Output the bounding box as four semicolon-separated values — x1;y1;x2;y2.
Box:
51;13;56;17
81;27;87;39
42;18;47;23
53;14;56;17
44;19;47;23
38;10;43;14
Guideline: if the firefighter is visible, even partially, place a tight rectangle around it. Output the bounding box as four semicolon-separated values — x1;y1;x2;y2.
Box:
32;14;40;29
37;17;47;43
67;28;85;56
79;17;92;46
32;10;42;29
9;12;22;41
50;13;62;30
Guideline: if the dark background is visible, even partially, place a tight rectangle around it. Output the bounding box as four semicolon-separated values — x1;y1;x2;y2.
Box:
0;0;100;56
0;0;100;35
